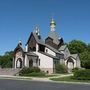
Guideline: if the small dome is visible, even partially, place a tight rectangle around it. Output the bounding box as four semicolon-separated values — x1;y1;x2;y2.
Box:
50;18;56;26
19;40;22;46
34;26;40;35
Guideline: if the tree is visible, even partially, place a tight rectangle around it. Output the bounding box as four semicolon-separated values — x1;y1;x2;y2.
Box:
80;51;90;68
87;44;90;52
0;51;14;68
68;40;87;54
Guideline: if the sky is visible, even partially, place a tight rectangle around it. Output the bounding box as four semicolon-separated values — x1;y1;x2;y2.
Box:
0;0;90;55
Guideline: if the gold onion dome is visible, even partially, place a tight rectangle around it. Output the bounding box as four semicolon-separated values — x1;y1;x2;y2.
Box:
50;18;56;26
50;18;56;31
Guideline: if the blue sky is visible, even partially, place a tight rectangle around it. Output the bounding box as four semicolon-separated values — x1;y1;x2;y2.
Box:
0;0;90;55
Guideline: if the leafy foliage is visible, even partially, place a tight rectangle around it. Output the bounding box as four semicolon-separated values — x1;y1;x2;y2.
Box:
55;64;68;74
0;51;13;68
79;51;90;68
68;40;87;54
19;67;45;77
73;69;90;80
19;67;41;75
87;44;90;52
72;67;79;72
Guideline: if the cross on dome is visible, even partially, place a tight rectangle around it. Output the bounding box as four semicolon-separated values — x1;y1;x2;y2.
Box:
50;18;56;31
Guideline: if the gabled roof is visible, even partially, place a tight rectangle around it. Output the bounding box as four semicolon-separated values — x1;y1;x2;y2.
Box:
58;45;67;51
46;44;61;54
26;32;45;46
26;31;62;54
26;52;38;57
39;51;59;59
14;43;25;53
48;31;60;45
33;32;62;54
65;54;78;60
70;54;78;60
33;32;45;45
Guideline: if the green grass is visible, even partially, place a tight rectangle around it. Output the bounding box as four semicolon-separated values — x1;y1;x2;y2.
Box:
50;76;90;83
37;74;57;78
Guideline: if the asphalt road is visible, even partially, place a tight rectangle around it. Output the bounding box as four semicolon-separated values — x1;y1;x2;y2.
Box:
0;79;90;90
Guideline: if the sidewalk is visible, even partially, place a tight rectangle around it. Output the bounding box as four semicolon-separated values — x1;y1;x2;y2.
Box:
0;74;73;81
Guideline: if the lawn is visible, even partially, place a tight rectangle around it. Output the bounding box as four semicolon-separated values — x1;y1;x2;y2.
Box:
50;76;90;83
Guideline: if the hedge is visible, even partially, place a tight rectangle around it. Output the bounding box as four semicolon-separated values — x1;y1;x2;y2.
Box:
73;69;90;80
21;72;45;77
19;67;45;77
72;67;79;72
19;67;40;75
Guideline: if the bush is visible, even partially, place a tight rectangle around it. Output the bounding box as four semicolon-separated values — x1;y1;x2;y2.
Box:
22;72;45;77
0;51;13;68
73;69;90;80
19;67;45;76
55;64;68;74
84;60;90;69
72;67;79;72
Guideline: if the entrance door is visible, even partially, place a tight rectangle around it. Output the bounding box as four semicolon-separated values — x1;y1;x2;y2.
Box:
67;62;74;70
16;58;22;68
29;59;33;68
67;58;74;70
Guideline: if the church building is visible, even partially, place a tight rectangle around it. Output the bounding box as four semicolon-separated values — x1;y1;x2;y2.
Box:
13;19;81;74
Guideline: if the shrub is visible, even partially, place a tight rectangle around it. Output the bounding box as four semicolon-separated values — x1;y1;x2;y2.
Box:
19;67;41;76
30;67;41;73
73;69;90;80
19;67;45;76
23;72;45;77
84;60;90;69
55;64;68;74
72;67;79;72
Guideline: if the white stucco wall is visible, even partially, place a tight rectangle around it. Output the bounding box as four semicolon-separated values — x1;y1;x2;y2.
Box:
34;52;53;69
36;43;39;52
26;44;28;52
45;47;56;56
24;54;28;67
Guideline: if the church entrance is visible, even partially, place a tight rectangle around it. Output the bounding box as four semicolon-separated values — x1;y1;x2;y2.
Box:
67;62;74;70
67;57;74;71
29;59;33;68
16;58;22;68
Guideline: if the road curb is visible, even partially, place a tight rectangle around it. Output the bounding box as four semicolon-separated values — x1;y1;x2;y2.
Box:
0;75;90;85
